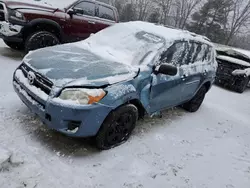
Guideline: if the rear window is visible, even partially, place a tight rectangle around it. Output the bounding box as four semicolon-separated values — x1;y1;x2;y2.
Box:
98;5;115;21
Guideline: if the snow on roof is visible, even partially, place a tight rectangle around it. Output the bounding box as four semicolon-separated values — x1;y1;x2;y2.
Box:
121;22;212;45
74;21;213;66
217;55;250;67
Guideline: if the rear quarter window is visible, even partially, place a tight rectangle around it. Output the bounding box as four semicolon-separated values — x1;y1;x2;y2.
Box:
98;5;115;21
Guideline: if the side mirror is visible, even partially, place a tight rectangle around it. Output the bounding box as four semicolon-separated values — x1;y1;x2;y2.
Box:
67;9;75;17
155;64;178;76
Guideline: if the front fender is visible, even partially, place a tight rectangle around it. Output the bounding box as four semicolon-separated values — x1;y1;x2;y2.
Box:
102;84;140;109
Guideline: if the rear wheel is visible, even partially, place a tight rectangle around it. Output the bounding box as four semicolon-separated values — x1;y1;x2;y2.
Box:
25;31;59;53
96;104;138;150
3;40;24;50
182;86;207;113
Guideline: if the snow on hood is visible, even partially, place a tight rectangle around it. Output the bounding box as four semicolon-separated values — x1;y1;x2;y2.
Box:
3;0;74;10
216;46;250;67
217;55;250;67
23;45;138;87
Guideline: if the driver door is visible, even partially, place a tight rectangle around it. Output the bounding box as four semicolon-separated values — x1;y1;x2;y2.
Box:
149;41;189;113
65;1;97;42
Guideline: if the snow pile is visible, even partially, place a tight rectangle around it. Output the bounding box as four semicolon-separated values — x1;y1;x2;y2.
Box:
217;55;250;67
15;69;48;101
232;68;250;76
0;147;24;172
0;147;12;171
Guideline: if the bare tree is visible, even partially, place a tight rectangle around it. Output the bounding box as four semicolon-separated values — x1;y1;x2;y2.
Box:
173;0;201;29
225;0;250;44
155;0;173;25
134;0;153;21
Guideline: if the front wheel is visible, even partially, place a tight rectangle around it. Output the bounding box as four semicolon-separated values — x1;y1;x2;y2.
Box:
25;31;60;53
96;104;138;150
182;86;207;113
234;77;249;93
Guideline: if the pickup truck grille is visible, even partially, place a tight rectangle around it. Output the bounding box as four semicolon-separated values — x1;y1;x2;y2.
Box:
0;12;4;21
216;58;246;77
0;2;6;21
20;64;53;95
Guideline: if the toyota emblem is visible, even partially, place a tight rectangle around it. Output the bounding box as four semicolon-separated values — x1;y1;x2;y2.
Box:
27;71;36;85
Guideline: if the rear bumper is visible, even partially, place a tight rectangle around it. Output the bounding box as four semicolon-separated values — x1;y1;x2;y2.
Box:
13;80;113;137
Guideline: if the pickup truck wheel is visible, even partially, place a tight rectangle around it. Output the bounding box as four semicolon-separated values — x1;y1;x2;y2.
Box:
234;77;249;93
25;31;59;53
96;104;138;150
182;86;207;113
3;40;24;50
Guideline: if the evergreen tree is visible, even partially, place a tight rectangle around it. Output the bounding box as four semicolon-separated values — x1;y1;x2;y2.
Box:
187;0;233;43
148;11;160;23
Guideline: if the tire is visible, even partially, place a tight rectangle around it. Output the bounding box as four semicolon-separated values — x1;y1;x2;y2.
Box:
96;104;138;150
234;77;249;94
3;40;24;50
182;86;207;113
25;31;59;53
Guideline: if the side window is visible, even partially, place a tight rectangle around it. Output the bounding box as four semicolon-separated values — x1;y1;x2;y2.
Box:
160;42;188;66
189;43;212;63
196;44;207;62
74;1;95;16
98;5;115;21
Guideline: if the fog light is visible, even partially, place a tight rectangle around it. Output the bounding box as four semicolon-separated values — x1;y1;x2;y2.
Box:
67;121;81;134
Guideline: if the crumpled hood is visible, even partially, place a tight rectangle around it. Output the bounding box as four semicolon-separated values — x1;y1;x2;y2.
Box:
3;0;58;11
23;44;138;87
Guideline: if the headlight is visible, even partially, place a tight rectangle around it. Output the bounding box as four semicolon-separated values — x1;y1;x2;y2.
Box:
8;9;25;21
58;88;106;105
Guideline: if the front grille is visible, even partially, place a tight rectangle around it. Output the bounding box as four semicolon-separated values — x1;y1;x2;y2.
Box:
0;12;4;21
216;59;246;77
0;3;4;10
20;64;53;95
0;2;6;21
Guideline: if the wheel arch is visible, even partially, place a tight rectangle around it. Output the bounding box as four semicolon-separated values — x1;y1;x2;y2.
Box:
203;81;212;92
23;19;62;41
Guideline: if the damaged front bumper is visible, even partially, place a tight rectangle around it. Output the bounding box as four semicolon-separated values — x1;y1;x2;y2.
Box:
0;21;23;42
13;70;113;138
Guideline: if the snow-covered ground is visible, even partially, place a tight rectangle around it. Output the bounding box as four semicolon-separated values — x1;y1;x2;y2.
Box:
0;39;250;188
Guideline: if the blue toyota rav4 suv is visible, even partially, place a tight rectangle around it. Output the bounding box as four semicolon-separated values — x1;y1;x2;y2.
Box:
13;21;217;149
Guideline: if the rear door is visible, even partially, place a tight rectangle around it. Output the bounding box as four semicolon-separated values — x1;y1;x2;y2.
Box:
94;4;116;32
65;1;97;41
149;41;189;113
180;42;208;101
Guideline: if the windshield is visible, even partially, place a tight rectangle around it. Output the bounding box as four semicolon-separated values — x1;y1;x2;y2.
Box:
75;23;166;66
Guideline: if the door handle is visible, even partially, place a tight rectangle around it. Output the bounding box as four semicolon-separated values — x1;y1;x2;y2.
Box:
181;74;187;81
88;21;96;24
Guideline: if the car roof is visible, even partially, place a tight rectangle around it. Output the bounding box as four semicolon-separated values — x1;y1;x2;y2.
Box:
123;21;212;46
72;0;115;9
